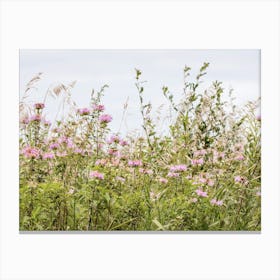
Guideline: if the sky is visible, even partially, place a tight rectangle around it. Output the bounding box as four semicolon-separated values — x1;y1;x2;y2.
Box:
19;49;260;136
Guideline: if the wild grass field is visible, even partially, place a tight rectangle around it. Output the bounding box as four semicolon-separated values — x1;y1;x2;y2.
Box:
19;63;261;231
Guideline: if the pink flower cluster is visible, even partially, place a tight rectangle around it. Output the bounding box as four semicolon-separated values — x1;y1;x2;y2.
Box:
194;149;207;157
99;114;112;124
89;170;104;180
195;188;208;197
21;146;40;159
169;164;187;172
167;172;180;178
34;103;45;110
42;152;55;160
158;177;168;184
128;160;143;167
77;108;91;116
92;104;105;112
210;198;223;206
191;158;204;166
139;168;153;175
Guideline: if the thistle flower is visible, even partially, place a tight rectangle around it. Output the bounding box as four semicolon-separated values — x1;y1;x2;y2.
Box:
191;158;204;166
92;104;105;112
21;146;40;159
77;108;91;116
158;177;168;184
34;103;45;110
99;114;112;123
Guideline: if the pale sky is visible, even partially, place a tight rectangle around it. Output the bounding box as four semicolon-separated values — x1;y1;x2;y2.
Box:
20;49;260;136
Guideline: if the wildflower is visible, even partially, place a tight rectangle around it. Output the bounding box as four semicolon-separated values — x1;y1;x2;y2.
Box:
256;114;261;121
89;170;104;180
77;108;91;116
256;191;261;196
191;158;204;166
99;114;112;123
139;168;153;175
167;172;180;178
194;149;207;157
195;188;208;197
235;154;244;161
128;160;142;167
42;152;55;159
210;198;223;206
207;179;215;187
34;103;45;110
95;159;107;166
49;143;59;150
56;151;67;157
158;177;168;184
21;117;30;125
68;188;75;195
234;175;247;184
169;164;187;172
150;191;160;201
190;197;198;203
107;135;120;144
120;139;128;146
21;146;40;159
43;120;51;127
92;104;105;112
30;114;41;122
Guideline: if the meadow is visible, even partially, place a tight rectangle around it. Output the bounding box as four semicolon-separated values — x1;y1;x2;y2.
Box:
19;63;261;231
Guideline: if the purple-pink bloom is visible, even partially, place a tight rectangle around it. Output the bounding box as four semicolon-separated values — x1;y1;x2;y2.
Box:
190;197;198;203
191;158;204;166
169;164;187;172
99;114;112;123
49;143;59;150
120;139;128;146
158;177;168;184
167;172;180;178
42;152;55;159
195;188;208;197
30;114;41;122
92;104;105;112
235;154;244;161
77;108;91;116
128;160;143;167
34;103;45;110
21;146;40;159
89;170;104;180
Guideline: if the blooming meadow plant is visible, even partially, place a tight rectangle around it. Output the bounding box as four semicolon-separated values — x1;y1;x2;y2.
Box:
19;64;261;231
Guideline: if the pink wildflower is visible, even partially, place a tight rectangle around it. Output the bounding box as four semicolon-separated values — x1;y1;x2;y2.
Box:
120;139;128;146
99;114;112;123
42;152;55;159
191;158;204;166
235;154;244;161
49;143;59;150
128;160;142;167
77;108;91;116
30;114;41;122
167;172;180;178
34;103;45;110
95;159;107;166
194;149;207;157
107;135;120;144
195;188;208;197
190;197;198;203
210;198;223;206
158;177;168;184
169;164;187;172
92;104;105;112
89;170;104;180
21;146;40;159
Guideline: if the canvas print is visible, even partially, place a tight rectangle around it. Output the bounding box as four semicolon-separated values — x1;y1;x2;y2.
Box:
19;50;261;231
